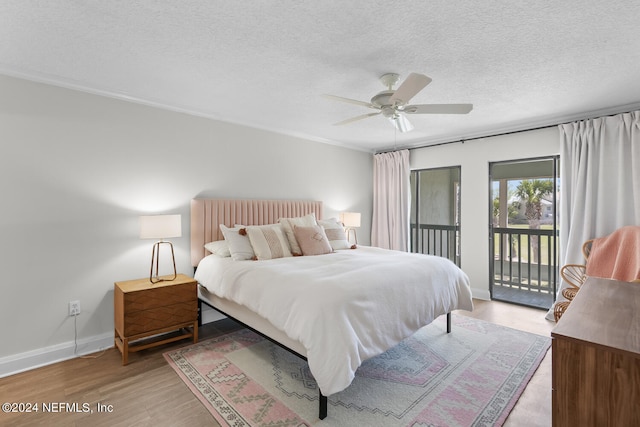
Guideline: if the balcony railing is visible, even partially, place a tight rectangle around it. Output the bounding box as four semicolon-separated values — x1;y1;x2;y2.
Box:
492;227;559;298
411;224;559;308
410;223;460;266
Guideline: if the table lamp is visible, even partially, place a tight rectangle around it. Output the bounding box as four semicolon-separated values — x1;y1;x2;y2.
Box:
139;214;181;283
340;212;361;244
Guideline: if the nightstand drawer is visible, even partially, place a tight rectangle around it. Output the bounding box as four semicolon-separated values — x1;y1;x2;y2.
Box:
123;282;195;312
123;301;197;336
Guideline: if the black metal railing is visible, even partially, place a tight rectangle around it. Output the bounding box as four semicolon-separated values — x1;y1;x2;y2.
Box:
410;223;460;266
492;227;559;296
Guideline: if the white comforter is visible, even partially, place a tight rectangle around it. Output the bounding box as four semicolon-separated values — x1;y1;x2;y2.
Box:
195;246;473;396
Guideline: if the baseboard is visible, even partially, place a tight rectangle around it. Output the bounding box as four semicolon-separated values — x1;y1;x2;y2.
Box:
0;332;114;379
471;288;491;301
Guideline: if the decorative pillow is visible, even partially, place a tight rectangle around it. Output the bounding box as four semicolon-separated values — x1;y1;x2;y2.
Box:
245;224;292;260
278;213;317;256
204;240;231;257
220;224;255;260
318;218;353;250
294;225;333;256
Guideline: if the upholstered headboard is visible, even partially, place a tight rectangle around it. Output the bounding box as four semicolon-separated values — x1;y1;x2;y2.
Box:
190;198;323;266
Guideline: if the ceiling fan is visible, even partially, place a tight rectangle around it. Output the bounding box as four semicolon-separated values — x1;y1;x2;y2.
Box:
324;72;473;132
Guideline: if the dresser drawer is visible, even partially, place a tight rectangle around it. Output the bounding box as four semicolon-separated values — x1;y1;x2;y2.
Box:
123;282;196;312
123;301;197;336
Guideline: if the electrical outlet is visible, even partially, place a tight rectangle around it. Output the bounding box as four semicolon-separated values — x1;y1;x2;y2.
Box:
69;300;81;316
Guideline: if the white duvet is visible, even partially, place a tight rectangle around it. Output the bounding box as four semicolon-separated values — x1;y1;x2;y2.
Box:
195;246;473;396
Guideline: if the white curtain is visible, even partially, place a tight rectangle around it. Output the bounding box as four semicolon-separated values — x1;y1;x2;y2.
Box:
371;149;411;251
547;111;640;320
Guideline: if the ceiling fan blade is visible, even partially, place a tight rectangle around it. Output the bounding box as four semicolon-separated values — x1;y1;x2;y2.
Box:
389;73;432;106
323;94;375;109
333;112;381;126
403;103;473;114
389;114;414;132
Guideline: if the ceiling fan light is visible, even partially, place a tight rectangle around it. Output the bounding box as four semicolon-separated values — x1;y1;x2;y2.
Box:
391;114;413;132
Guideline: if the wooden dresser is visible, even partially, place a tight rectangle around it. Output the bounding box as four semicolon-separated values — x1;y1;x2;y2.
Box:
551;277;640;426
114;274;198;365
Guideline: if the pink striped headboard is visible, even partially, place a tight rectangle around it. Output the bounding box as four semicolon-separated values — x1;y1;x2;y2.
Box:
191;199;323;266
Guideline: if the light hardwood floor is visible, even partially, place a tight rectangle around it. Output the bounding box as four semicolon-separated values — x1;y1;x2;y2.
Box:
0;300;555;426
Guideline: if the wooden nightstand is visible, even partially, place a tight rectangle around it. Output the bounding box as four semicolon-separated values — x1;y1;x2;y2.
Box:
114;274;198;365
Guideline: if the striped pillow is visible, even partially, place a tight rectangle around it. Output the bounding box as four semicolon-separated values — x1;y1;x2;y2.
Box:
245;224;292;260
317;218;352;250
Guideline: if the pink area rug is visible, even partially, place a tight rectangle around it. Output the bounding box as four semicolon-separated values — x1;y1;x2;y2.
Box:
164;314;550;426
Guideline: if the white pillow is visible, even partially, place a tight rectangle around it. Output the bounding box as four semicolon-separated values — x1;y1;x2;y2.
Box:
245;224;292;260
220;224;255;260
204;240;231;257
278;213;317;256
318;218;353;250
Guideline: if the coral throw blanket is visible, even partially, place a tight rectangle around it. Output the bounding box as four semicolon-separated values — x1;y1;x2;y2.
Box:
586;226;640;282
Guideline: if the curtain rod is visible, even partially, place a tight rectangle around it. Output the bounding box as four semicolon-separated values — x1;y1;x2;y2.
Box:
375;106;640;155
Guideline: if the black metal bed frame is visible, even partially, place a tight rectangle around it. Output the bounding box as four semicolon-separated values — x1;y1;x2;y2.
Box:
197;297;452;420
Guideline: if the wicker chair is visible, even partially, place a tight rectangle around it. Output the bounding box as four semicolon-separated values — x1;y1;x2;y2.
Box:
553;301;571;322
582;239;593;260
554;265;586;321
560;264;587;300
554;240;594;322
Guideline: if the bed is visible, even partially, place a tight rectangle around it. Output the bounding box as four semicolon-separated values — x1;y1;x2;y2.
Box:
190;198;473;419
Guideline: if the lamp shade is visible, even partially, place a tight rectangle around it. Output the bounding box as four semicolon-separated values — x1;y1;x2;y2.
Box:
340;212;361;228
139;214;182;239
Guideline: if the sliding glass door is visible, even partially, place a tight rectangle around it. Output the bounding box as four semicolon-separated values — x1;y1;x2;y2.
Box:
410;166;461;266
489;156;559;309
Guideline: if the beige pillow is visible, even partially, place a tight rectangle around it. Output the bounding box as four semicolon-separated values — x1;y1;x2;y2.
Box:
245;224;292;260
279;213;317;256
293;225;333;256
318;218;352;250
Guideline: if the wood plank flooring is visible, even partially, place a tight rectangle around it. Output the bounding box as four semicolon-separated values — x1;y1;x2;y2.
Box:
0;300;554;426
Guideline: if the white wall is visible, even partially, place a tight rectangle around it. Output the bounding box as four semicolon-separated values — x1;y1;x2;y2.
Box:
0;75;373;375
410;127;560;300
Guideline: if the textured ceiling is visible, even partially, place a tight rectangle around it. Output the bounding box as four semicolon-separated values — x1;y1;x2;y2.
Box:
1;1;640;152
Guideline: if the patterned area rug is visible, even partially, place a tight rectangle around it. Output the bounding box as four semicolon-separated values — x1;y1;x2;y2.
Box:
164;314;550;426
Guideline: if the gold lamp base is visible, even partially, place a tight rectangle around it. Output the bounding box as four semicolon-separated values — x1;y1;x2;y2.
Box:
149;240;177;283
345;228;358;244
